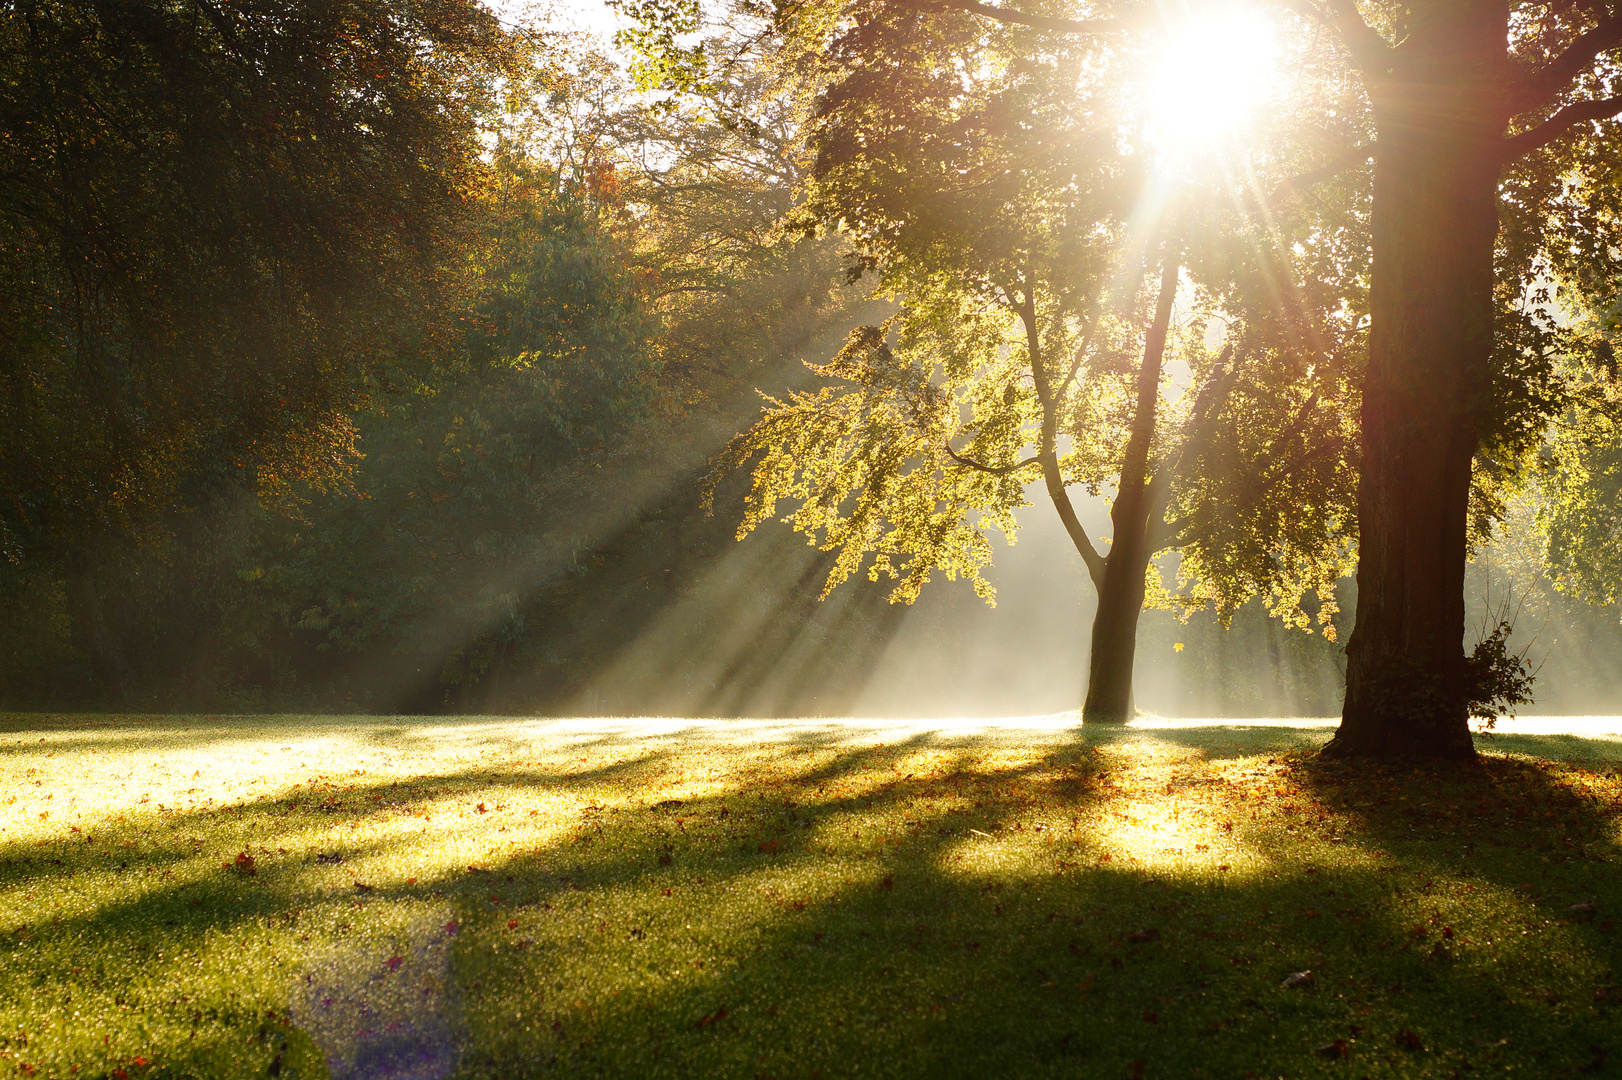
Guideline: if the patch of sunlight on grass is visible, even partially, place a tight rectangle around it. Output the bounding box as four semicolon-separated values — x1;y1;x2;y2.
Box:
2;713;1621;1078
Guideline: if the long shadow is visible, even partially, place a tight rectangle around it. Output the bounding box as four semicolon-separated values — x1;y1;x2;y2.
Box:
10;729;1622;1079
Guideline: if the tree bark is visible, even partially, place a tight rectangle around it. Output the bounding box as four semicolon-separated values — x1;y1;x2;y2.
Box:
1081;244;1180;724
1327;6;1507;759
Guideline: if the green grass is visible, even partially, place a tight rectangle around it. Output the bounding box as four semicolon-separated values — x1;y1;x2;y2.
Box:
3;714;1621;1079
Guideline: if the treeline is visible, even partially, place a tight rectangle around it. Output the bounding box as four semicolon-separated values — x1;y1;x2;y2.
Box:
0;1;878;712
1;1;1618;717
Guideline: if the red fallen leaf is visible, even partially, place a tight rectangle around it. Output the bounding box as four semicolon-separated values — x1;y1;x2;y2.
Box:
1300;909;1320;919
1141;1010;1158;1023
1315;1039;1350;1058
443;920;459;935
507;919;519;930
476;803;487;813
880;876;894;890
698;1006;730;1028
132;1057;149;1067
1128;1059;1145;1080
354;882;375;894
1128;929;1160;944
228;852;256;876
1441;926;1454;939
758;839;780;854
385;956;403;971
1395;1030;1424;1050
112;1070;126;1080
1217;864;1230;872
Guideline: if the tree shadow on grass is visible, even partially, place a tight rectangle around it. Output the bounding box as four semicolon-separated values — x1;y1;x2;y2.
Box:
7;729;1622;1079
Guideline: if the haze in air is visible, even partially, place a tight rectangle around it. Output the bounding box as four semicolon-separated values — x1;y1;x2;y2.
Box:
3;1;1621;1077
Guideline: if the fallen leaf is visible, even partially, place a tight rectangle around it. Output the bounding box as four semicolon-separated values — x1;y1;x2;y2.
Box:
1395;1030;1424;1051
698;1006;730;1028
1314;1039;1349;1058
1280;970;1314;989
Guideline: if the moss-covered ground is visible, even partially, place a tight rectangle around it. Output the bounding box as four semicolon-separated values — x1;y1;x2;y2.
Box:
2;714;1620;1079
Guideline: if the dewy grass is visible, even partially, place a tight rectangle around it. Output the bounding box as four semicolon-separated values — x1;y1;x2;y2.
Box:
2;715;1620;1079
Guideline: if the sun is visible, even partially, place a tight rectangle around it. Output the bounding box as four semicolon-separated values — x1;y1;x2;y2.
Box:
1142;6;1284;151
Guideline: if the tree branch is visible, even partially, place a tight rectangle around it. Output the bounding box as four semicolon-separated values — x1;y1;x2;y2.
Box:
1271;0;1393;74
1512;15;1622;115
943;441;1041;475
887;0;1119;36
1503;94;1622;159
1144;346;1240;549
1264;143;1375;204
1018;277;1106;588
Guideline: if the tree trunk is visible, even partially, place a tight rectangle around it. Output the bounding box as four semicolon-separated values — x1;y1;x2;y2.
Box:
1081;244;1180;724
1327;8;1505;759
1082;530;1153;723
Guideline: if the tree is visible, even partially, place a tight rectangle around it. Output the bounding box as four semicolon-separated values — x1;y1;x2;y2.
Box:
225;38;868;714
240;150;661;709
626;0;1622;755
0;0;515;702
711;7;1357;721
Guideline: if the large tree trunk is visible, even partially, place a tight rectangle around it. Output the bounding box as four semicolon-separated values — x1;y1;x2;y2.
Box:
1327;8;1505;759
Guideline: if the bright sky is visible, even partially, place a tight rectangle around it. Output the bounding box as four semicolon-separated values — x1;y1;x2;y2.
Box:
487;0;631;46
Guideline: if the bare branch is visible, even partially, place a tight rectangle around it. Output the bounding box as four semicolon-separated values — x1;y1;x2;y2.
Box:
886;0;1120;36
1503;94;1622;159
1512;15;1622;115
943;441;1041;475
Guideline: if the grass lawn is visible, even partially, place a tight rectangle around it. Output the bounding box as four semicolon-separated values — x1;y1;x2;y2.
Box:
2;714;1621;1080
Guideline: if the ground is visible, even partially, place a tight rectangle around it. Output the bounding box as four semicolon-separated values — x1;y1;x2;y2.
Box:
2;714;1620;1079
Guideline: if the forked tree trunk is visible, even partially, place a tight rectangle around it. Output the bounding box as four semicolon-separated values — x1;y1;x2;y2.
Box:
1327;8;1505;759
1080;245;1181;724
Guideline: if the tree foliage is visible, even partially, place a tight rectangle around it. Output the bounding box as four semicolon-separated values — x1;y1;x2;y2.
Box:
715;2;1358;636
0;0;515;563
